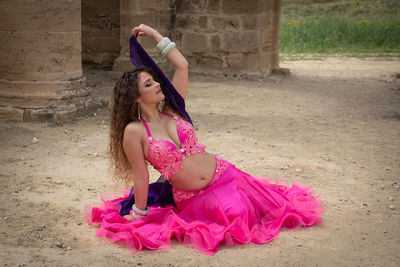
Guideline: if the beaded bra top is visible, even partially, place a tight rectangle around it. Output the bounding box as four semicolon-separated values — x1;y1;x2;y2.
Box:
141;112;206;182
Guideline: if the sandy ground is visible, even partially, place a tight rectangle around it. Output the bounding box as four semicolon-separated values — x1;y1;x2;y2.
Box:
0;58;399;267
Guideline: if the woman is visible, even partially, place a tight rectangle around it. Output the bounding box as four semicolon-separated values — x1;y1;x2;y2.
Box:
84;24;324;255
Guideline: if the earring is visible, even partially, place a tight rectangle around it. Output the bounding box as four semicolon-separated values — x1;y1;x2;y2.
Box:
137;105;141;120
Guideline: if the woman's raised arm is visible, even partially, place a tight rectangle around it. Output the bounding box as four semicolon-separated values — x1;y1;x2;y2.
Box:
132;24;189;100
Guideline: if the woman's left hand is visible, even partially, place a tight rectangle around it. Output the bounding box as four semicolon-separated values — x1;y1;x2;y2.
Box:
131;24;159;39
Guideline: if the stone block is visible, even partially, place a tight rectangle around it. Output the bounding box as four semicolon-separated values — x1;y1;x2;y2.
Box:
241;15;257;30
270;52;279;70
138;0;160;12
208;0;221;13
0;106;24;121
209;34;221;51
221;0;263;15
257;13;273;29
22;109;34;122
221;31;242;52
260;52;273;72
32;109;54;123
227;53;243;70
192;0;208;12
176;15;198;29
240;31;259;52
261;29;274;51
194;0;206;7
222;31;259;52
176;0;198;14
271;35;280;52
188;56;222;77
199;16;208;29
202;55;223;70
54;110;71;123
211;16;240;31
182;33;207;53
241;53;260;73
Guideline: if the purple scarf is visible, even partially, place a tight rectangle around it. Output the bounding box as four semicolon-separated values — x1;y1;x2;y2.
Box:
129;35;192;125
119;181;174;215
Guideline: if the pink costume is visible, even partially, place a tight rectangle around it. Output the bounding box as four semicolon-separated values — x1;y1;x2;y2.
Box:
84;112;324;255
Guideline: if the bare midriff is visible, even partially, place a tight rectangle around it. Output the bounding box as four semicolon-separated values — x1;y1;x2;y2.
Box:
168;152;216;191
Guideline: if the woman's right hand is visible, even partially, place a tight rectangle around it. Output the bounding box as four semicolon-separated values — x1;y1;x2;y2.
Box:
131;24;163;42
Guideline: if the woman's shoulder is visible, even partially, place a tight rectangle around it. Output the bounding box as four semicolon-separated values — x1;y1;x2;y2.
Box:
124;121;145;139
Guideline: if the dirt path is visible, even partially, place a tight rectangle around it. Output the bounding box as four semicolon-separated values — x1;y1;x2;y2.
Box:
1;58;399;266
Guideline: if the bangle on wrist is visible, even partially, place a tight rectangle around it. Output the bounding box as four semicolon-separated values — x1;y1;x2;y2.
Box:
131;204;148;216
156;37;171;52
161;41;176;56
129;210;146;219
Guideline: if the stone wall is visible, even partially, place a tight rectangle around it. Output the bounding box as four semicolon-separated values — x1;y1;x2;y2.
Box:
175;0;281;78
111;0;281;79
82;0;120;67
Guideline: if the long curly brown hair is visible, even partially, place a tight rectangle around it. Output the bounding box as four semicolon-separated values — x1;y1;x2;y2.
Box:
109;66;171;185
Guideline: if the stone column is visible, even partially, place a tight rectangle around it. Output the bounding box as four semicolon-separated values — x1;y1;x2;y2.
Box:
264;0;282;74
110;0;175;78
0;0;101;122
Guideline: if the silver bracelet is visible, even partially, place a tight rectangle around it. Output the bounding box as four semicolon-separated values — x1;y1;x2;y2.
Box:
156;37;171;52
132;204;148;216
161;41;176;56
129;210;146;220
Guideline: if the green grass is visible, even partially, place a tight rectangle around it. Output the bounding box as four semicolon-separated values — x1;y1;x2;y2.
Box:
281;0;400;20
280;0;400;59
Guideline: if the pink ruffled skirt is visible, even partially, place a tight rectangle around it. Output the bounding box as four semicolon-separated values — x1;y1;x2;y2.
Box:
84;159;324;255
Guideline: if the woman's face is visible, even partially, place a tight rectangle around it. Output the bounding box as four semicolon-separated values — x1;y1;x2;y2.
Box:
136;71;165;105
